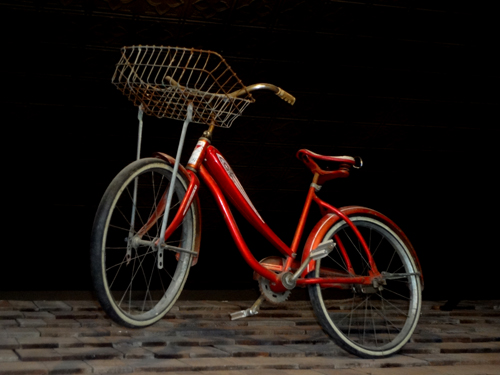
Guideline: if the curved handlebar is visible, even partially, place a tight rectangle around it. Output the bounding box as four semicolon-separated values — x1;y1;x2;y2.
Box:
164;76;295;106
228;83;295;105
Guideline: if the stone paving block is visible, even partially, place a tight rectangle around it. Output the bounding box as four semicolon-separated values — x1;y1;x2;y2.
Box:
0;360;48;374
215;344;306;358
474;324;500;333
151;345;231;359
429;324;477;334
0;300;13;311
352;365;500;375
64;300;101;311
223;357;301;370
254;311;305;319
283;343;347;357
130;358;191;372
44;319;81;328
0;328;40;339
84;359;134;374
78;336;140;348
8;301;39;312
409;352;500;366
0;311;23;319
128;327;176;337
294;356;369;370
0;319;18;328
37;327;109;338
0;338;19;349
17;319;48;328
22;312;56;320
438;333;479;343
115;346;155;359
247;319;296;327
252;326;309;336
0;348;19;361
51;311;99;320
276;333;332;345
133;336;169;347
77;318;112;327
17;337;84;349
421;316;462;324
401;342;442;354
437;341;500;353
294;318;321;326
175;311;234;319
369;354;429;368
53;347;124;361
233;327;295;336
180;357;260;371
176;328;237;337
236;370;333;375
166;335;235;347
109;326;144;337
455;317;486;324
42;360;93;374
33;301;71;311
15;348;63;361
412;333;444;343
175;300;229;310
233;335;291;346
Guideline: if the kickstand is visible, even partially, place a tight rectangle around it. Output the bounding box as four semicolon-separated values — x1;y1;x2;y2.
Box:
229;294;265;320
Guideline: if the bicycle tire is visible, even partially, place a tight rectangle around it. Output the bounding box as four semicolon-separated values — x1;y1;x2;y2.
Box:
90;158;198;328
308;214;422;358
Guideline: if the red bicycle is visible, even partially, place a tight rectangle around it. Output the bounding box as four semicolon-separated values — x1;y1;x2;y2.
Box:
90;46;423;358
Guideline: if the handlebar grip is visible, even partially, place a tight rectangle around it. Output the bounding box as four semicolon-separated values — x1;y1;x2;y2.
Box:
276;87;296;105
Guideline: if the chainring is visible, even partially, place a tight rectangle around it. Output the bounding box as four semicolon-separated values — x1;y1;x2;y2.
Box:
257;256;291;304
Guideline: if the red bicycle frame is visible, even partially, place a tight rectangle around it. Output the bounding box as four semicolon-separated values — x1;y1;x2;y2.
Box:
155;137;383;293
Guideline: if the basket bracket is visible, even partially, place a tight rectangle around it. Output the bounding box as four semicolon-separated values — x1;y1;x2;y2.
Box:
127;105;145;264
157;102;194;269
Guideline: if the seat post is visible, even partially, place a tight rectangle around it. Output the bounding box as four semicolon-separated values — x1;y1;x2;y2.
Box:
285;172;321;271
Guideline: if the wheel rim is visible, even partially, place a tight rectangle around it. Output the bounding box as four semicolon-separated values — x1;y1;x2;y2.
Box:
101;163;193;324
313;216;421;356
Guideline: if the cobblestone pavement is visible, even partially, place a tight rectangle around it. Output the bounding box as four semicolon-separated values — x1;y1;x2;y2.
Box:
1;298;499;374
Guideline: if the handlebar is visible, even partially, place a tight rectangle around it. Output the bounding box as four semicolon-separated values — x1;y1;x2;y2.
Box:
164;77;295;106
228;83;296;105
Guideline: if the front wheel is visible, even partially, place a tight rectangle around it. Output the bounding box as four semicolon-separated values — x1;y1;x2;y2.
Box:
308;215;422;358
90;158;198;328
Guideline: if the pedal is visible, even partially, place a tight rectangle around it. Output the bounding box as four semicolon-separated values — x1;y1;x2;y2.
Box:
229;295;265;321
291;240;336;281
230;309;253;320
310;239;336;260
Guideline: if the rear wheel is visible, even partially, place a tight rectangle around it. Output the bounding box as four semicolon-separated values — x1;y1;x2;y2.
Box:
308;215;422;358
90;158;197;327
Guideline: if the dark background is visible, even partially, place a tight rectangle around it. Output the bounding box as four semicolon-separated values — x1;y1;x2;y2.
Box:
3;0;497;300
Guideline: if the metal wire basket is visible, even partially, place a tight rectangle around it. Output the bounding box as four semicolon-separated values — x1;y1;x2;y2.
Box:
112;46;255;128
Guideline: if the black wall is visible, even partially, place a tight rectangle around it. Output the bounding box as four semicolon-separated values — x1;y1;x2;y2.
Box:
3;1;497;300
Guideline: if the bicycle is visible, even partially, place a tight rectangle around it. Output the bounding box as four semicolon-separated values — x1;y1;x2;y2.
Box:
90;46;423;359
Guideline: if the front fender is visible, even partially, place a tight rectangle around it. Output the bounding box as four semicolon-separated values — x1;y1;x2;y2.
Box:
154;152;202;266
302;206;423;288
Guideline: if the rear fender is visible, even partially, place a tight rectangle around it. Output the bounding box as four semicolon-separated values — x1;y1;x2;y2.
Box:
154;152;202;266
302;206;423;288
